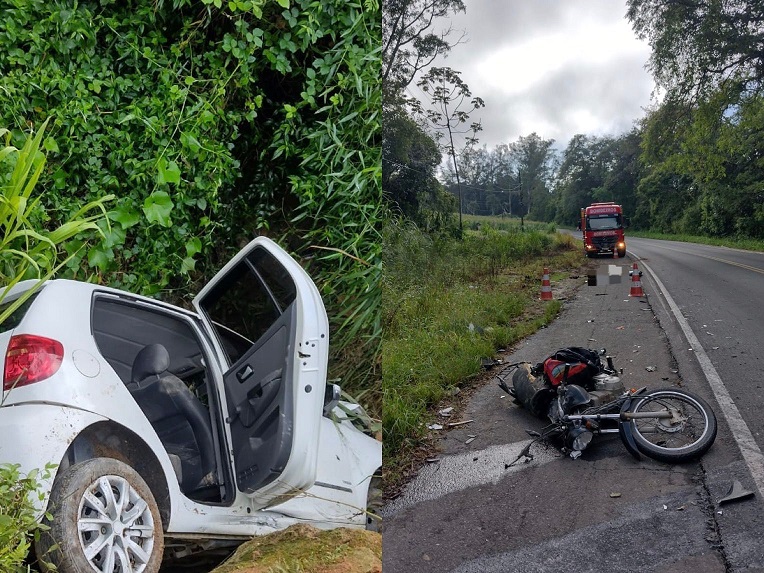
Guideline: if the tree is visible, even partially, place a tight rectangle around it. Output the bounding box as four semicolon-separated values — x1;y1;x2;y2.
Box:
510;133;556;226
418;66;484;233
383;0;466;92
601;130;643;222
382;105;448;229
627;0;764;103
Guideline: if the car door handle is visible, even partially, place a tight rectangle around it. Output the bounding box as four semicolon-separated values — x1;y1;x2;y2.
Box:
237;365;254;383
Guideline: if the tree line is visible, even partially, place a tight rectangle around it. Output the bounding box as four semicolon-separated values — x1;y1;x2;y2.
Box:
384;0;764;240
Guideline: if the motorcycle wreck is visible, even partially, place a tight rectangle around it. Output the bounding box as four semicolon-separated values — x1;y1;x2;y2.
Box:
497;347;717;462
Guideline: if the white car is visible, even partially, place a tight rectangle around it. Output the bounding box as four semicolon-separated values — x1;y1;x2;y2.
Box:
0;236;381;573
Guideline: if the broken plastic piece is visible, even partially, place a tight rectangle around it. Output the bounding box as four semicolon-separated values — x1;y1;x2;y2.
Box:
718;480;754;505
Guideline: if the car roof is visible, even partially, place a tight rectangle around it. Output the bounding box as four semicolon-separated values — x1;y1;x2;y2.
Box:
20;279;198;319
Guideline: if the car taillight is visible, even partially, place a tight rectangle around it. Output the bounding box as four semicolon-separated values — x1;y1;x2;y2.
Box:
3;334;64;391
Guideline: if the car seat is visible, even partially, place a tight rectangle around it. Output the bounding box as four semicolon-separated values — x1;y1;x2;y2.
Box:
129;343;217;493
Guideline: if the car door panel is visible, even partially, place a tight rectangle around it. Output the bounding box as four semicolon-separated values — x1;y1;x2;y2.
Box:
193;237;327;506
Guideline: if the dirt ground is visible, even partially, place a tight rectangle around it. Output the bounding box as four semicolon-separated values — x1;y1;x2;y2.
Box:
209;525;381;573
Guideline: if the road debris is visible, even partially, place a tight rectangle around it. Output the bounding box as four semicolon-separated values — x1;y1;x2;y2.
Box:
427;423;443;431
438;407;454;417
465;437;476;445
448;420;474;427
609;492;621;498
718;480;755;505
645;366;656;372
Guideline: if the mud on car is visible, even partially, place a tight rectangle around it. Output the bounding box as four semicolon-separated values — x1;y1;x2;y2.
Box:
0;237;381;573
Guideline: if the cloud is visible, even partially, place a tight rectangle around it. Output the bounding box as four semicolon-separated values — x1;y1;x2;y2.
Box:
423;0;656;151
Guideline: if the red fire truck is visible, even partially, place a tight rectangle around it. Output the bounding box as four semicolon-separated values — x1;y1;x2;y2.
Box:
580;202;626;258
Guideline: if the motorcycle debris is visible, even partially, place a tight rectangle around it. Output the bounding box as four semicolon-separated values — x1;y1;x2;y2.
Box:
438;407;454;417
427;423;443;431
718;480;755;505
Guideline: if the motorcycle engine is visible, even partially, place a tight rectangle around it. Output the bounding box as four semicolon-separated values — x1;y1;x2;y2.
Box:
586;373;625;408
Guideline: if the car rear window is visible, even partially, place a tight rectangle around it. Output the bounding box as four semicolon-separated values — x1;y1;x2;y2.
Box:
0;292;39;333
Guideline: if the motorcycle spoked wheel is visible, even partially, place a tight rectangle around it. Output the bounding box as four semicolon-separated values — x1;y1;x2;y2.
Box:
627;388;717;463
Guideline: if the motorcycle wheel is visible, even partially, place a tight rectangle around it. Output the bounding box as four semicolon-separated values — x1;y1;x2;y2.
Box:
628;388;717;463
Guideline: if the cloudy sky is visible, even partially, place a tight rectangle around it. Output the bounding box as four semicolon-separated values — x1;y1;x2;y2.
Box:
418;0;658;150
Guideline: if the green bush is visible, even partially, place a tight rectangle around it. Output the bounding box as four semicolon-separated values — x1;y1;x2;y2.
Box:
0;464;55;573
0;0;381;407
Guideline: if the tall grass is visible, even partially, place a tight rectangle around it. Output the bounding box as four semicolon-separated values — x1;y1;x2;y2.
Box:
382;220;579;485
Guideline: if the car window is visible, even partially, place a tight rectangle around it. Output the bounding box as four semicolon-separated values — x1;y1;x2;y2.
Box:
200;248;296;366
92;297;206;384
0;292;39;333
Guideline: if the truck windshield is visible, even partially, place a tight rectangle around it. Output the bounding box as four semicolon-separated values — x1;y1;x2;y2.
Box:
587;215;621;230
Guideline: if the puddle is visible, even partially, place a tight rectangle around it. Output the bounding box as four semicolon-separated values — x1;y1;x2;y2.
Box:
587;264;623;286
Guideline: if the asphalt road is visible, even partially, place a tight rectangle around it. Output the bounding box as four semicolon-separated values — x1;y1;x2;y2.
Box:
382;238;764;573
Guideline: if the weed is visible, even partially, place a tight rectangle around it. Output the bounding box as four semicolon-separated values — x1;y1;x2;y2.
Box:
382;219;578;488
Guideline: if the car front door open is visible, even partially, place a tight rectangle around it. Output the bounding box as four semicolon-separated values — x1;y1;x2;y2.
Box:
193;237;328;507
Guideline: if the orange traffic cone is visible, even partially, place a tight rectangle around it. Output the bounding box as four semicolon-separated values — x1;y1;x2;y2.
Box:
629;262;644;297
540;268;553;300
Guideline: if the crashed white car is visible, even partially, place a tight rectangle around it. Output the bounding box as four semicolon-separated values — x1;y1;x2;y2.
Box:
0;236;381;573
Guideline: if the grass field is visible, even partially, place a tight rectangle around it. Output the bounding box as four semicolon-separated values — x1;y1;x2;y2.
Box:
382;219;582;490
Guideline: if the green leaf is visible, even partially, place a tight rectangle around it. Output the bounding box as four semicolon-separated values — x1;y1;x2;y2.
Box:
276;0;289;7
185;237;202;257
109;205;141;229
87;246;112;270
143;191;174;227
180;257;196;274
180;133;201;153
43;137;59;153
157;159;181;185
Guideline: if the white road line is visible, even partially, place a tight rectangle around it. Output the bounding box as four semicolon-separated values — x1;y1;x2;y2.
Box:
382;440;561;516
636;256;764;497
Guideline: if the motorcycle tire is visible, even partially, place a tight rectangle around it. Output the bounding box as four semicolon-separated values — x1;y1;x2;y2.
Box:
627;388;717;463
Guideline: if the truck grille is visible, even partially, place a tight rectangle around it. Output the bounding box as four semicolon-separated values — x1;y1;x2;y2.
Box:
592;236;617;250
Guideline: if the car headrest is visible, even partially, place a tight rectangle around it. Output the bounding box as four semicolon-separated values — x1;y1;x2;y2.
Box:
131;343;170;385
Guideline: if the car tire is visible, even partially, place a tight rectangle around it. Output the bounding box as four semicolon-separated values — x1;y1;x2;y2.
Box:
36;457;164;573
365;471;383;533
